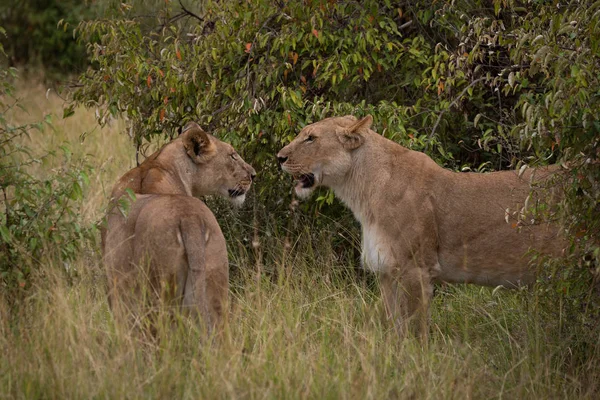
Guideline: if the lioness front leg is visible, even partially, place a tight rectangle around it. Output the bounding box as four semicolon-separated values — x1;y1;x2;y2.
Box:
380;266;433;339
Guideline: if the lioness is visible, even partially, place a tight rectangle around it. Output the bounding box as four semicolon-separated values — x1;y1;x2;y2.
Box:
103;122;255;332
277;115;564;337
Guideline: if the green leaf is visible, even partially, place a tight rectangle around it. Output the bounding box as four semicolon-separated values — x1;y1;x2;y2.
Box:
63;104;76;119
0;225;11;242
70;182;83;200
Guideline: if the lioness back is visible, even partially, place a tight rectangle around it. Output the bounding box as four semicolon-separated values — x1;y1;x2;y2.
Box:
433;166;562;286
103;123;255;332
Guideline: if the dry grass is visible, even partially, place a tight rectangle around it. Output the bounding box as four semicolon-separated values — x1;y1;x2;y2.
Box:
1;80;598;399
6;77;133;222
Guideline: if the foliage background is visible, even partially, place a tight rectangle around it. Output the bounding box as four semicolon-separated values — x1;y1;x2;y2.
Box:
72;0;599;297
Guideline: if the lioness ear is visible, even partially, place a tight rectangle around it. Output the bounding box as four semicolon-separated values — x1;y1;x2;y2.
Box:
349;115;373;133
182;126;216;164
180;121;201;135
338;115;373;150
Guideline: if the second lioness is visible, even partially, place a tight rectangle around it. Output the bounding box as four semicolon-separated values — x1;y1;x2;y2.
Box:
103;122;255;331
277;115;564;337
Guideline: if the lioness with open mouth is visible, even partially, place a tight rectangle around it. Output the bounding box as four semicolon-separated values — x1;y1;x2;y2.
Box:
277;115;564;337
103;122;255;333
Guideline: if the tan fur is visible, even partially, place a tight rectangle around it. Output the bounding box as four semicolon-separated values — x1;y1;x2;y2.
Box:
277;115;564;337
103;123;255;332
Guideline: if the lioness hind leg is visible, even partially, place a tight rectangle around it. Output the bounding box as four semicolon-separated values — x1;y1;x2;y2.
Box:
180;218;213;331
380;267;433;340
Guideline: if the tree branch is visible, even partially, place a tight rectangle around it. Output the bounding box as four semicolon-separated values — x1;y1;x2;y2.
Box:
2;187;10;229
178;0;204;23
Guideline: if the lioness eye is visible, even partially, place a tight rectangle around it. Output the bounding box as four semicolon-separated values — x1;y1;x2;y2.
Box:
305;135;314;143
230;153;238;160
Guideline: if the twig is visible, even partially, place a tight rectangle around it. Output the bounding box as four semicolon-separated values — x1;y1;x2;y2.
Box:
178;0;204;23
155;11;186;33
398;20;413;30
429;77;486;139
2;187;10;229
136;143;141;167
211;101;233;117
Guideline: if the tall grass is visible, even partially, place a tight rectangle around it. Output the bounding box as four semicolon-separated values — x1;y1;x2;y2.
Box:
1;81;598;399
5;78;132;223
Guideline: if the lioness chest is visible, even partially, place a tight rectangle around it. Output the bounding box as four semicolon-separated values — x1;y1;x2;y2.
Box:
361;224;394;273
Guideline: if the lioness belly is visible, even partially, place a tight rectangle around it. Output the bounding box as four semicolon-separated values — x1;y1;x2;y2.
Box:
435;251;535;287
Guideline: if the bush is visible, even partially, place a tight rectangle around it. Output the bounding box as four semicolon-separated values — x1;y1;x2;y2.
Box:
0;33;96;299
0;0;104;78
71;0;599;327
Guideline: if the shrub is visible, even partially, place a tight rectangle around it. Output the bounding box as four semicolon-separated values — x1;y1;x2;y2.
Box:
0;0;104;78
0;32;96;299
70;0;598;325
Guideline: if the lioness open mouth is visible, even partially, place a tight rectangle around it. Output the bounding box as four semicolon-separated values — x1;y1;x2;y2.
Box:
228;188;246;197
295;173;315;189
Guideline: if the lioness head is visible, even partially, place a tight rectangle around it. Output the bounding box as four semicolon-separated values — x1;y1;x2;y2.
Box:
179;122;256;206
276;115;373;198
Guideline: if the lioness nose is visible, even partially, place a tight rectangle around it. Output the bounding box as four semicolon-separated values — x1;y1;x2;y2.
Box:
277;156;288;165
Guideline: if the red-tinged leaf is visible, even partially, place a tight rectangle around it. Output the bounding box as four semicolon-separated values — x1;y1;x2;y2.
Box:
312;29;319;38
300;75;306;84
377;63;382;72
147;75;152;88
159;108;166;121
292;52;298;65
158;69;164;78
368;15;374;23
170;87;176;93
286;113;291;125
163;96;169;105
408;133;414;139
245;42;252;53
176;49;182;60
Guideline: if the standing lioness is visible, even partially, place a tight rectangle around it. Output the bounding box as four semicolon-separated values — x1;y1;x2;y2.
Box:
277;115;564;337
103;122;255;332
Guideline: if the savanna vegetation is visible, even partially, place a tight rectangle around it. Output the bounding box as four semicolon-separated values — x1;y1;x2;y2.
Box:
1;0;599;398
